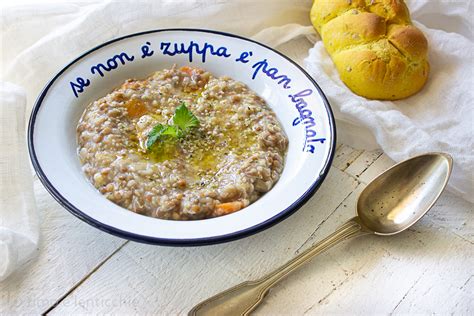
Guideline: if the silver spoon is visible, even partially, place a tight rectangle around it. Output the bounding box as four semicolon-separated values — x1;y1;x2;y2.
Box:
189;152;453;316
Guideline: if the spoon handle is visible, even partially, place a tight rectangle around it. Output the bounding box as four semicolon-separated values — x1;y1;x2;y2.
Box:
188;217;369;316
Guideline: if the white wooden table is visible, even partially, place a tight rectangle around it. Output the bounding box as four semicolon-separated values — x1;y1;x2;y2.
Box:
1;38;473;315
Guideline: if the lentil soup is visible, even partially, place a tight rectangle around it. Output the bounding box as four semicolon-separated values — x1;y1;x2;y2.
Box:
77;65;288;220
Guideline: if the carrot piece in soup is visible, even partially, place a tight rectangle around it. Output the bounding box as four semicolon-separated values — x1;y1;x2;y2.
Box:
180;66;194;76
215;201;243;216
124;99;148;118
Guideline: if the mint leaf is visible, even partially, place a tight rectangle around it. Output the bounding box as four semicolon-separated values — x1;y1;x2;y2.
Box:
173;103;199;133
146;124;166;149
145;103;200;150
159;125;180;138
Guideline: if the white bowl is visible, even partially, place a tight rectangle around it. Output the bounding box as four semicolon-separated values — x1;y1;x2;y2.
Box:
28;29;336;245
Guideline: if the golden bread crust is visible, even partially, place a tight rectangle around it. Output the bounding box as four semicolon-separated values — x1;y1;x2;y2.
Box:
311;0;429;100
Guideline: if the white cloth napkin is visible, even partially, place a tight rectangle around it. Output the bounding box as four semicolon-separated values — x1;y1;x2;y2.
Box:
0;0;472;281
0;82;39;281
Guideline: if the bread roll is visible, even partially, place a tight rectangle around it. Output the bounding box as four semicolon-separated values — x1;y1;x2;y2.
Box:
310;0;429;100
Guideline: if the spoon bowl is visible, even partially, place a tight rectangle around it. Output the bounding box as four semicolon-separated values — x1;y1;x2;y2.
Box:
358;153;453;235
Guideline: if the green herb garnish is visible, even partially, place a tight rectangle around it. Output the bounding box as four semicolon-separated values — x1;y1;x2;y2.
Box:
146;103;199;149
173;102;200;132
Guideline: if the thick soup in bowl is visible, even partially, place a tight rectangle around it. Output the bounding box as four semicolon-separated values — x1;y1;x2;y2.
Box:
77;65;288;220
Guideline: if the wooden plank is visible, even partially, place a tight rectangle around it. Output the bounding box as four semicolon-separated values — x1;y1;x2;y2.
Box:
421;190;474;243
255;184;366;315
255;189;474;315
332;145;363;171
0;180;125;314
48;168;359;314
345;149;383;179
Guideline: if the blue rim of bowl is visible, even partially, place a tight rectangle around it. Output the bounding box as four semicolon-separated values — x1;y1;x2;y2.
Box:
28;28;336;246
